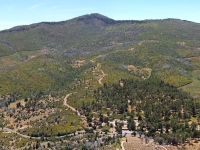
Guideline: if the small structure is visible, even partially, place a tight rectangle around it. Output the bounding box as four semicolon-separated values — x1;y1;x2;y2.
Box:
122;124;132;136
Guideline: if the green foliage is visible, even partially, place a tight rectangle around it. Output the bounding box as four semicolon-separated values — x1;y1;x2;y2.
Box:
0;14;200;97
1;14;200;148
181;70;200;97
94;78;200;141
102;125;110;132
0;54;91;97
21;109;81;137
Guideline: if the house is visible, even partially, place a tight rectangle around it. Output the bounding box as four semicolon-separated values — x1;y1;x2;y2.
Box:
122;124;133;136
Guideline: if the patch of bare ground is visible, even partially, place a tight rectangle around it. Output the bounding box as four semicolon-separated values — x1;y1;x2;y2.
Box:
5;97;59;131
27;55;36;60
128;47;134;51
176;42;186;46
139;40;159;45
71;60;86;68
176;42;200;50
123;137;178;150
110;41;123;45
8;99;26;109
5;107;58;131
127;65;152;80
1;57;16;65
27;49;48;60
183;140;200;150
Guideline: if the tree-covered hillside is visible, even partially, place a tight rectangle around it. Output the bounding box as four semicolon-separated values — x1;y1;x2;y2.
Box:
0;13;199;98
0;13;200;149
93;78;200;141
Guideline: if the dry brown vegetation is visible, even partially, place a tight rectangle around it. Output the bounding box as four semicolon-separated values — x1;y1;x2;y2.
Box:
72;60;86;68
3;96;60;131
127;65;152;80
123;137;178;150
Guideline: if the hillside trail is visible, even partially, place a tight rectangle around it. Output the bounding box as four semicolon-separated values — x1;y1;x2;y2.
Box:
97;63;106;85
142;68;152;80
63;93;88;128
62;55;107;126
63;93;80;116
1;57;105;139
98;70;106;85
91;55;106;85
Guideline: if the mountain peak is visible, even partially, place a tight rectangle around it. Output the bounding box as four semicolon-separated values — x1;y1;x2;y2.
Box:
74;13;116;25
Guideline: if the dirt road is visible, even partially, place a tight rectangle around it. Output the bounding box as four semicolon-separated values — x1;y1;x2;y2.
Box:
63;93;80;116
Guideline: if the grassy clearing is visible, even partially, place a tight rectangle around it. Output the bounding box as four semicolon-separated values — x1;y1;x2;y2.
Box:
50;109;82;134
16;138;36;148
0;131;11;146
99;143;121;150
0;50;41;66
181;70;200;97
162;73;192;87
102;125;110;132
0;131;35;148
108;114;124;121
21;109;81;136
190;117;197;123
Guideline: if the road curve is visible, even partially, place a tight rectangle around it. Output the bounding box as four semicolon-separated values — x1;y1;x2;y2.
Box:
98;69;106;85
63;93;80;116
96;63;106;85
0;93;83;140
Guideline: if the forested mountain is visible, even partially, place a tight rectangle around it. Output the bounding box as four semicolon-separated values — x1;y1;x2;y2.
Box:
0;13;200;149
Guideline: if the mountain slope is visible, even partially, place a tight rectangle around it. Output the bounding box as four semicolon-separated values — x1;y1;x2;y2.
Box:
0;13;200;97
1;13;200;149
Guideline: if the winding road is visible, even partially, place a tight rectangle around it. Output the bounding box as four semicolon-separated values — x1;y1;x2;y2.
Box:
98;68;106;85
0;56;105;140
63;93;80;116
91;55;106;85
63;93;89;128
96;63;106;85
0;94;80;140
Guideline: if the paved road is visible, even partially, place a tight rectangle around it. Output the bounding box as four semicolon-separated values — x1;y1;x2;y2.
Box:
1;127;73;139
1;127;41;139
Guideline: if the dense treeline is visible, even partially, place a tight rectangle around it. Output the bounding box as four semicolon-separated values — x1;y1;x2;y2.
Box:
94;77;200;143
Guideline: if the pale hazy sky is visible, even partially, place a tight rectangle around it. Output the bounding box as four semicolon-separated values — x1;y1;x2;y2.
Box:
0;0;199;31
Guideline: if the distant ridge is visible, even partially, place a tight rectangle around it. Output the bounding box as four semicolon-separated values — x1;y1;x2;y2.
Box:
0;13;115;33
0;13;199;33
